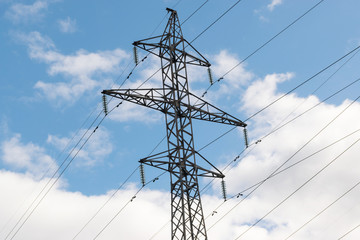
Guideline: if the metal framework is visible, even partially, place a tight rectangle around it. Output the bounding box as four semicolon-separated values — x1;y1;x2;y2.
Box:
102;8;246;240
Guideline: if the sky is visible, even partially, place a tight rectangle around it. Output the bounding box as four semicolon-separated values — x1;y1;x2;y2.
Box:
1;0;360;239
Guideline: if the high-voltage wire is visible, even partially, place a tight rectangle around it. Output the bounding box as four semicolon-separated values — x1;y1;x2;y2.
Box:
147;71;360;238
4;3;213;238
181;0;209;26
71;166;139;240
284;178;360;239
190;0;245;44
5;54;147;240
208;94;360;233
244;43;360;122
235;135;360;239
233;128;360;198
338;223;360;239
201;75;360;223
92;172;166;240
199;0;325;100
232;96;360;239
205;127;360;218
202;127;360;223
211;53;360;199
147;51;360;240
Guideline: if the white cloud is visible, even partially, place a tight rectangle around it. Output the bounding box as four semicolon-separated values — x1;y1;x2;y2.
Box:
210;72;360;239
1;134;57;178
15;31;130;103
1;70;360;239
5;1;48;24
0;170;170;240
267;0;283;11
47;127;113;167
58;17;77;33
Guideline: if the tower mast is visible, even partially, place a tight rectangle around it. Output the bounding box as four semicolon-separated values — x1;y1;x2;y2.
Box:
103;8;246;239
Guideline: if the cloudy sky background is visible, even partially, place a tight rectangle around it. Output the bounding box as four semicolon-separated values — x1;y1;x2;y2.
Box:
1;0;360;239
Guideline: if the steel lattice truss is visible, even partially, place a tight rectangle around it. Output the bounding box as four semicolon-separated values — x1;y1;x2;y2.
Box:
102;8;246;240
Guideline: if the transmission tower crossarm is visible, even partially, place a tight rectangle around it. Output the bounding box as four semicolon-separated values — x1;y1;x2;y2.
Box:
140;148;225;178
102;88;246;127
133;37;211;67
188;92;247;127
101;88;173;115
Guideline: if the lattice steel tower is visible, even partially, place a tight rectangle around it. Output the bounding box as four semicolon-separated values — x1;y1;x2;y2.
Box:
102;8;246;240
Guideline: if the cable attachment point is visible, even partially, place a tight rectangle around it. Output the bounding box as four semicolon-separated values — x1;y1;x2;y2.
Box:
243;127;249;148
207;67;213;85
139;164;146;186
102;95;108;115
221;178;227;201
133;46;139;65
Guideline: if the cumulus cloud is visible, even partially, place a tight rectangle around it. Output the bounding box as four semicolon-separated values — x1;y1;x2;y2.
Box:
5;1;48;24
58;17;77;33
267;0;283;11
1;70;360;239
47;127;113;167
211;72;360;239
1;134;57;178
3;40;360;238
15;31;130;103
0;170;170;240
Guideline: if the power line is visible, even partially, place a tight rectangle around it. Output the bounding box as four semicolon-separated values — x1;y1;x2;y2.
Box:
71;166;139;240
285;178;360;239
204;127;360;226
338;223;360;239
72;126;169;239
146;65;360;239
5;52;151;240
233;95;360;239
190;0;244;44
235;135;360;239
232;128;360;198
200;0;326;100
181;0;209;26
244;44;360;122
2;36;142;240
92;172;167;240
208;94;360;233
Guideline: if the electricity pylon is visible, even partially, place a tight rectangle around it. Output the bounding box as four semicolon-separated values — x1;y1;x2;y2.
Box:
102;8;246;240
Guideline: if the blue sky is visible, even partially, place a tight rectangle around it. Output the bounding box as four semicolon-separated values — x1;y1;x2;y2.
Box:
1;0;360;239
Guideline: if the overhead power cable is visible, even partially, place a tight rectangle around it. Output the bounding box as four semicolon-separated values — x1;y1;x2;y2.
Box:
198;54;360;169
244;43;360;122
338;223;360;239
4;3;213;238
201;50;360;207
73;130;168;239
233;95;360;239
71;166;139;240
205;128;360;220
199;0;325;99
285;178;360;239
235;135;360;239
147;64;360;239
181;0;209;26
92;171;167;240
190;0;244;44
234;128;360;198
208;93;360;233
6;55;151;239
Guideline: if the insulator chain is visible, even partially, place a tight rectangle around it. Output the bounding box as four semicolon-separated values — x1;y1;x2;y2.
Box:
139;164;146;186
133;46;139;65
221;179;227;201
102;95;108;115
243;127;249;148
207;67;213;85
